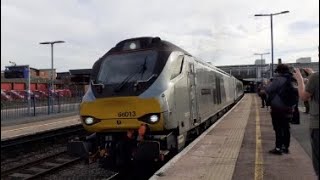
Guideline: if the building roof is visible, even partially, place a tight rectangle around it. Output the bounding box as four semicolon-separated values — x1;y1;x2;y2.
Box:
69;69;91;75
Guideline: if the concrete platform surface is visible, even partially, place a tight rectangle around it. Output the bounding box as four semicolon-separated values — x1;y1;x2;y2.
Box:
151;94;317;180
1;115;80;141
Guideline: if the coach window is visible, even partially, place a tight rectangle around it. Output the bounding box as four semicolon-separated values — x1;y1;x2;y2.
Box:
211;73;217;104
170;56;184;80
220;77;225;102
216;76;221;104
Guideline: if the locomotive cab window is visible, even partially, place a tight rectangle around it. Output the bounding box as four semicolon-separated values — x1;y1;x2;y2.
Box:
97;50;158;85
170;56;184;80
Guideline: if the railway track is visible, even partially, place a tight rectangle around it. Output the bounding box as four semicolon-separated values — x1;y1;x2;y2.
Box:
1;125;86;163
1;123;122;179
106;173;120;180
1;124;85;149
1;151;81;180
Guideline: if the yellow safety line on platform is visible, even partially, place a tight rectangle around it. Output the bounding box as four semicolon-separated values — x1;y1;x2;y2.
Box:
254;96;264;180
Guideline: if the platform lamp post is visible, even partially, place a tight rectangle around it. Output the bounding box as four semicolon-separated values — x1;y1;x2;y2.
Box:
254;52;270;80
39;40;65;113
254;11;289;77
24;65;31;115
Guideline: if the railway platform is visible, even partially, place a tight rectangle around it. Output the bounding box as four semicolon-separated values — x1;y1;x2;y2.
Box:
1;115;80;141
151;94;317;180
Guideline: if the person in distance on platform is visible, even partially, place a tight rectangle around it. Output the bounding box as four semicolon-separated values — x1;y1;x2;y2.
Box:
293;67;319;176
258;83;267;108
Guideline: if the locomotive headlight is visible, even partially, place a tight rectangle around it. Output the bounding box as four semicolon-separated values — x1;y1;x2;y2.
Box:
82;116;100;125
138;113;161;124
149;115;159;123
84;117;94;125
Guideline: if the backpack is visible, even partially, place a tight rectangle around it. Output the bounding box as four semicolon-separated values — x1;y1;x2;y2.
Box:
278;76;299;107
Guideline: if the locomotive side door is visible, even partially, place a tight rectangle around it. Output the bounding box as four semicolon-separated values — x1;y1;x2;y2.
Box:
186;58;199;126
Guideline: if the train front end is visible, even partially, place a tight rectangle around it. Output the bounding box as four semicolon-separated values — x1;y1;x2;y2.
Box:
80;96;164;132
68;37;176;167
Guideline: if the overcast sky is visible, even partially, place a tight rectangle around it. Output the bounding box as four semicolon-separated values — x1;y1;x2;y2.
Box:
1;0;319;72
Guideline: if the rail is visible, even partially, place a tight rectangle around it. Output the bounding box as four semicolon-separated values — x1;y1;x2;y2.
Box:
1;151;81;180
1;124;84;148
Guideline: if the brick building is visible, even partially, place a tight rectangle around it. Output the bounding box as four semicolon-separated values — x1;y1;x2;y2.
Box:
1;67;90;94
1;67;58;91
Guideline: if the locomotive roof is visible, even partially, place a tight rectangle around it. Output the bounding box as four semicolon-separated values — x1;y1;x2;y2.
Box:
106;37;191;56
96;37;233;78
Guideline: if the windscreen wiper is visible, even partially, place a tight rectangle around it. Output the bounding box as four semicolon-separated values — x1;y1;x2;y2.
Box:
114;56;148;92
91;80;105;88
134;74;158;87
91;80;105;93
140;57;147;79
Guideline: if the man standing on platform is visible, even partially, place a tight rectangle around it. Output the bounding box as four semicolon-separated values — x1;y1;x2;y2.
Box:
293;67;319;177
266;64;298;155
